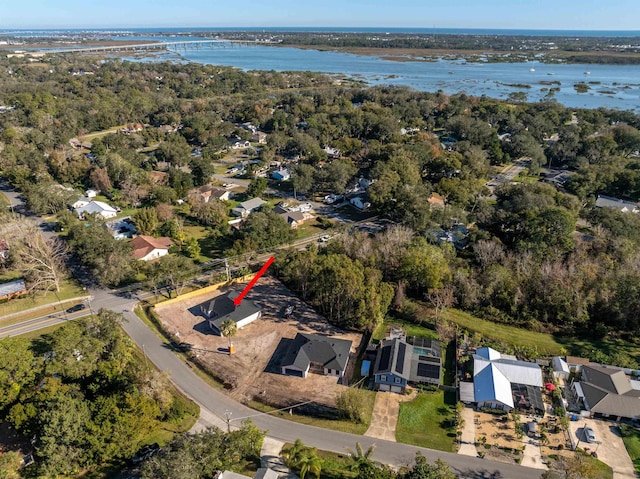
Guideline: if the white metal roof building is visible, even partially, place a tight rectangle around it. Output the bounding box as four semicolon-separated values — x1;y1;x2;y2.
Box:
472;347;543;411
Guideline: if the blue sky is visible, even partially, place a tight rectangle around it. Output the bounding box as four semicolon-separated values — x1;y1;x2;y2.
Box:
2;0;639;30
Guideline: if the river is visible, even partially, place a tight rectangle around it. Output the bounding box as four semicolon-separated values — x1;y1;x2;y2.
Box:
119;40;640;111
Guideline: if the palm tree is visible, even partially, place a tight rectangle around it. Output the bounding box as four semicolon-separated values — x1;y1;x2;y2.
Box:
220;319;237;354
299;449;322;479
284;438;307;469
346;442;376;471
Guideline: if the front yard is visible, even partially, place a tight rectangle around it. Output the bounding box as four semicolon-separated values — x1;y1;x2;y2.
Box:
396;390;457;452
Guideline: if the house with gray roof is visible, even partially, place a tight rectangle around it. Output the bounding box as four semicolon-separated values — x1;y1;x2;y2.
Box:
200;292;261;336
595;195;639;213
231;198;266;217
280;333;352;379
75;200;118;219
373;338;442;393
572;364;640;421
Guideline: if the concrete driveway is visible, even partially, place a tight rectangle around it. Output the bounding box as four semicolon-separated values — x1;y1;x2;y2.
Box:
569;418;635;479
458;406;478;457
365;390;417;442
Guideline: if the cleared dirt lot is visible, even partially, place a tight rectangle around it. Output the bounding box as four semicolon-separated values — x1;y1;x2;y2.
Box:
154;276;363;408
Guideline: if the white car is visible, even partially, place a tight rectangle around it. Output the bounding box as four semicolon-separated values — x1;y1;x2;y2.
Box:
318;235;331;242
584;426;596;443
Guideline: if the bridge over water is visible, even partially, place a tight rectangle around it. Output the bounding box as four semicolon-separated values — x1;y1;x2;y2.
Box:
24;39;256;56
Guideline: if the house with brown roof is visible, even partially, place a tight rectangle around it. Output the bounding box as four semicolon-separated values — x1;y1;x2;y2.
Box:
189;185;233;203
273;205;310;229
130;235;172;261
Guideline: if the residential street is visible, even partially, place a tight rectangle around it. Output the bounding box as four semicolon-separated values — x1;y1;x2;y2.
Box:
0;179;544;478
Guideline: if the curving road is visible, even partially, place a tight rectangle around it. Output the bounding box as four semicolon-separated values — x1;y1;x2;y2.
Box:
88;288;540;479
1;178;541;478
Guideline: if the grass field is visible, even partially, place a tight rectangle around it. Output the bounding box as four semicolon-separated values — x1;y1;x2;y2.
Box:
247;389;377;436
621;424;640;474
396;390;457;452
0;281;87;320
443;309;564;355
443;308;640;362
372;316;439;343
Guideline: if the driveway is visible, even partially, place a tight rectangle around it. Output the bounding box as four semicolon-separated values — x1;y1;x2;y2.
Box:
365;391;408;442
569;418;635;479
458;406;478;457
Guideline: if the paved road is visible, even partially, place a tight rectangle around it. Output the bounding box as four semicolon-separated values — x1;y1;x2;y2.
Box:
1;178;543;477
112;301;542;478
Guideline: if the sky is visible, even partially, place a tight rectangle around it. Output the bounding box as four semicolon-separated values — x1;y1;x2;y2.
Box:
2;0;640;31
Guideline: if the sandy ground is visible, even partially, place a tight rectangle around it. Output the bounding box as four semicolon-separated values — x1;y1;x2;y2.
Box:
154;276;364;408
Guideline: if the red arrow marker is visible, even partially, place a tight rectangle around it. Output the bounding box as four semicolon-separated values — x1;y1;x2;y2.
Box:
233;256;275;306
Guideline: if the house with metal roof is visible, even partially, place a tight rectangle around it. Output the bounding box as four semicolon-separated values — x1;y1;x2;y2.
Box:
372;338;442;393
572;364;640;421
75;200;118;219
470;347;543;412
0;278;27;300
231;197;266;217
595;195;640;213
200;292;262;336
280;333;352;379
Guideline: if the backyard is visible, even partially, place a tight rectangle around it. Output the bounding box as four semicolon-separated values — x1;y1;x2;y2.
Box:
444;308;640;363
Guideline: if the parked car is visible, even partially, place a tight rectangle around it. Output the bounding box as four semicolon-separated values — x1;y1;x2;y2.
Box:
318;235;331;243
584;426;596;443
66;304;87;313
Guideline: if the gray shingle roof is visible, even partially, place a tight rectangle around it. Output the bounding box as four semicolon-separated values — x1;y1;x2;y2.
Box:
281;333;352;373
202;292;261;332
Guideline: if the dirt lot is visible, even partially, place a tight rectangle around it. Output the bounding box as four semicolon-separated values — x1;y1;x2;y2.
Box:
154;276;364;408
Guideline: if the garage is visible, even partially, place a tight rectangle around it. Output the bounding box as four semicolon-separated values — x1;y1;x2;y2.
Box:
283;368;304;378
378;384;390;391
391;386;403;393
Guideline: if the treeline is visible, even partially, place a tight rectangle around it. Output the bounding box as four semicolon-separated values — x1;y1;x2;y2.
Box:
0;311;198;477
2;55;640;345
218;31;640;57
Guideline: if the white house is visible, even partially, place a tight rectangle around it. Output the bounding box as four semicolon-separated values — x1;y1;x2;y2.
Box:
231;198;266;217
75;200;118;219
595;195;639;213
200;291;262;335
85;189;98;198
471;347;543;412
130;235;172;261
71;196;92;210
280;333;352;379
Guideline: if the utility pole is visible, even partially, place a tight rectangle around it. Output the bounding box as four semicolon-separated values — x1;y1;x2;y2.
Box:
142;344;149;370
224;258;230;282
224;410;232;433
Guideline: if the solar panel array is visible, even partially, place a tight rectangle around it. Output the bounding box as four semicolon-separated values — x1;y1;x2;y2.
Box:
396;342;406;375
417;363;440;379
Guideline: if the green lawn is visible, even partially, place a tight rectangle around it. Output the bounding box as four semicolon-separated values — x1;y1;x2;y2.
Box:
372;317;438;343
444;308;640;362
247;389;377;436
443;309;564;355
396;390;457;452
621;424;640;474
0;280;86;320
